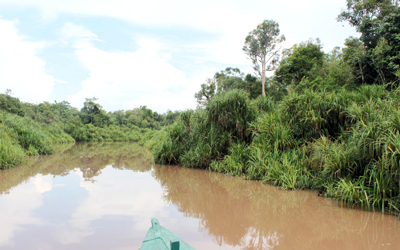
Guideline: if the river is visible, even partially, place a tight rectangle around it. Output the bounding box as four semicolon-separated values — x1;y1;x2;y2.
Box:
0;142;399;249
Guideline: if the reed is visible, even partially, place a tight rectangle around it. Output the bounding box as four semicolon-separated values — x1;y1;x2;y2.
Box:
154;90;257;168
1;112;54;155
0;125;26;169
154;80;400;214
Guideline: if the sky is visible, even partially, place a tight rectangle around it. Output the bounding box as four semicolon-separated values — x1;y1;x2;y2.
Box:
0;0;359;113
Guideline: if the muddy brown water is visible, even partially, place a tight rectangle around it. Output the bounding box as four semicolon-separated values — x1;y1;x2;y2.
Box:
0;142;399;250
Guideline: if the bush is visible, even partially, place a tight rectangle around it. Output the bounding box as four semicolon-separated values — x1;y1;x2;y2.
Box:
0;125;26;169
1;113;54;155
154;80;400;214
154;90;257;168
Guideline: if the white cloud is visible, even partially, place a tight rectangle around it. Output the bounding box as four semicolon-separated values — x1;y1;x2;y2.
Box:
64;23;197;112
53;167;166;245
0;175;48;247
0;0;358;50
0;0;256;33
34;175;53;193
0;19;55;103
59;22;100;41
0;0;359;111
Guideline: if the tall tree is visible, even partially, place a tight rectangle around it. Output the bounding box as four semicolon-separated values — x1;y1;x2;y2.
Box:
80;97;103;125
195;68;262;107
339;1;400;84
337;0;396;28
274;39;324;86
371;37;391;84
378;8;400;77
216;68;262;99
243;20;285;96
343;37;366;84
194;78;217;107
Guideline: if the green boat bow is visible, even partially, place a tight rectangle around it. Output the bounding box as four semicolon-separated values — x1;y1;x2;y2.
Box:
140;218;196;250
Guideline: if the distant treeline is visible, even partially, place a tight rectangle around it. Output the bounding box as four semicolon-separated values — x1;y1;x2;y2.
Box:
0;92;181;169
148;1;400;214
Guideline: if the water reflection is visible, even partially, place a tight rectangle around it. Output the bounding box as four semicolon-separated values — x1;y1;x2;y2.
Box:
0;142;156;249
0;143;399;249
152;165;400;250
0;142;153;195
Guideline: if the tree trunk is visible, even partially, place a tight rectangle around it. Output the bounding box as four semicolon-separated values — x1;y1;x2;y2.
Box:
358;60;365;84
376;68;385;84
261;57;266;96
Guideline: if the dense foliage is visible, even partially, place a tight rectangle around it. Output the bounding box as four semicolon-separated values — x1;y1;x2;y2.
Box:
338;0;400;85
150;1;400;214
275;39;325;86
0;92;180;169
2;0;400;214
0;111;72;169
153;78;400;214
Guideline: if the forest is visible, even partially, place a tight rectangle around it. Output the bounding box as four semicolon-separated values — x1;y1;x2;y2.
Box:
1;0;400;214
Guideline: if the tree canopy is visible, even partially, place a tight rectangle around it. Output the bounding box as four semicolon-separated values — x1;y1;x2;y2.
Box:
194;68;263;107
339;0;400;84
275;39;325;86
243;20;285;96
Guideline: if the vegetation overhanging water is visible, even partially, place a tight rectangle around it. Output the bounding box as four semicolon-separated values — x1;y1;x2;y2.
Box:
1;0;400;216
1;142;400;249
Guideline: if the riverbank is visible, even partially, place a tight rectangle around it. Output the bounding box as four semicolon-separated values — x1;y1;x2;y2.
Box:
1;142;399;249
0;93;179;169
148;82;400;215
2;82;400;215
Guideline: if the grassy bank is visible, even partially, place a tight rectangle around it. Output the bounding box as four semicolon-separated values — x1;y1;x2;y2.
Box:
0;111;73;169
0;110;155;169
0;92;180;169
149;82;400;214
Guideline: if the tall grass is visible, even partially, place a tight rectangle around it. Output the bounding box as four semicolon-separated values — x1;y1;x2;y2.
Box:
0;124;26;169
0;112;54;155
0;111;74;169
154;90;257;168
154;81;400;214
68;123;144;142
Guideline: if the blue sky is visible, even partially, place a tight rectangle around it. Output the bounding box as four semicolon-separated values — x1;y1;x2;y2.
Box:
0;0;358;113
